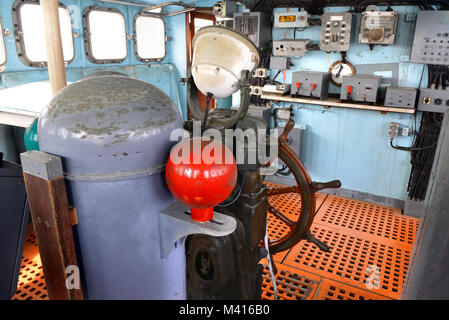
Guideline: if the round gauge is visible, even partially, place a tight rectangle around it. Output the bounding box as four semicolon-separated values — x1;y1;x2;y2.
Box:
328;60;356;87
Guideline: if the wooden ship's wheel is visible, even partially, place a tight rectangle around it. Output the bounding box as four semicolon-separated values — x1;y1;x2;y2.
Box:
263;119;341;254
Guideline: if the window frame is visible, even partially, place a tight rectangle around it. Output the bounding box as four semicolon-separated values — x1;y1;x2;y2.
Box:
0;17;6;68
133;13;166;63
82;6;128;65
11;0;75;68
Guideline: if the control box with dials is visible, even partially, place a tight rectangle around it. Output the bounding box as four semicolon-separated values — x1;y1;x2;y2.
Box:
273;11;311;28
358;10;398;45
291;71;330;100
410;11;449;65
273;39;309;57
233;12;272;48
320;12;353;52
384;87;417;109
417;87;449;113
340;75;382;103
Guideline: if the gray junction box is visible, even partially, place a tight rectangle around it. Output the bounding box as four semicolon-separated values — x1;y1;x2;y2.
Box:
384;87;417;109
410;11;449;66
340;74;382;103
290;70;330;99
417;87;449;113
320;12;353;52
233;12;272;48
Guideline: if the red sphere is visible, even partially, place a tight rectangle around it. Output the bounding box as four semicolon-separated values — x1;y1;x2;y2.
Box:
165;137;237;222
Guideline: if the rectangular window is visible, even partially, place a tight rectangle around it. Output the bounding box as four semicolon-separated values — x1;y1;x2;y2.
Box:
13;2;74;67
84;7;127;63
0;18;6;67
135;15;165;61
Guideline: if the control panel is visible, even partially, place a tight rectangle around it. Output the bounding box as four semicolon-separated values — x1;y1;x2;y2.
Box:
417;87;449;113
320;12;353;52
291;71;330;100
214;1;237;18
273;39;309;57
273;11;311;28
233;12;272;48
340;75;382;103
410;11;449;65
358;10;398;45
384;87;417;109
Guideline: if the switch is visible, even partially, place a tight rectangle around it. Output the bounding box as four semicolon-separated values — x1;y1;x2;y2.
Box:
347;85;353;99
295;82;302;95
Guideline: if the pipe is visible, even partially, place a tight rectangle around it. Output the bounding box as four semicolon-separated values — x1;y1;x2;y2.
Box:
41;0;67;95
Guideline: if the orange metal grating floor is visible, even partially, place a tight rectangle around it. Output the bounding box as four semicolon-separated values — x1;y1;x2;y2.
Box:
12;182;420;300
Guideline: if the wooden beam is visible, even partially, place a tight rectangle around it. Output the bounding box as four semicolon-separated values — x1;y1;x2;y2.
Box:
41;0;67;95
20;151;83;300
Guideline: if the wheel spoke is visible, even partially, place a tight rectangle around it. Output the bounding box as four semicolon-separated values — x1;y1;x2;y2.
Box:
268;205;294;227
268;186;299;196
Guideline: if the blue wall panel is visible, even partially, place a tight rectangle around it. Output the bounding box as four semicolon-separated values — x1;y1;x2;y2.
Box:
268;6;426;201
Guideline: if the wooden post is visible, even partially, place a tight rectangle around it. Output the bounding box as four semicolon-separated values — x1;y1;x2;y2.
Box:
41;0;67;95
20;151;83;300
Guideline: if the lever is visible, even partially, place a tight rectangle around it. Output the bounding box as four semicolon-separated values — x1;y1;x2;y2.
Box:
278;118;295;144
310;180;341;193
303;230;330;252
310;83;317;96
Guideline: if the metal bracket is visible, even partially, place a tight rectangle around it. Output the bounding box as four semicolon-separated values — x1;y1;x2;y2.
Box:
158;201;236;259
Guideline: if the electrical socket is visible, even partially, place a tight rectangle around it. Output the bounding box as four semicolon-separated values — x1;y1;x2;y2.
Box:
402;127;410;137
388;122;400;138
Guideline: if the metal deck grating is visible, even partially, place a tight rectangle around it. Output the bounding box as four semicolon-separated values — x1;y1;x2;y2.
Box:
314;195;420;246
12;229;48;300
261;263;321;300
12;183;419;300
282;224;411;299
313;278;392;300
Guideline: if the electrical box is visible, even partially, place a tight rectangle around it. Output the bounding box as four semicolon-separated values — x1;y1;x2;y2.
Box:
358;10;398;45
340;74;382;103
233;12;272;48
384;87;417;109
269;56;289;70
417;87;449;113
291;71;330;100
273;39;309;57
410;11;449;65
214;1;237;18
262;83;291;94
273;11;311;28
320;12;353;52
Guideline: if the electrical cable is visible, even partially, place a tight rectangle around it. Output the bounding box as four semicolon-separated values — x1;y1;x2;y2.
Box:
201;92;213;136
216;174;247;207
390;138;437;151
264;229;278;300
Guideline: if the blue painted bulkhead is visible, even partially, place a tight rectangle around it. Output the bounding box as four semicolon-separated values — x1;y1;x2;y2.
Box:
0;1;428;203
